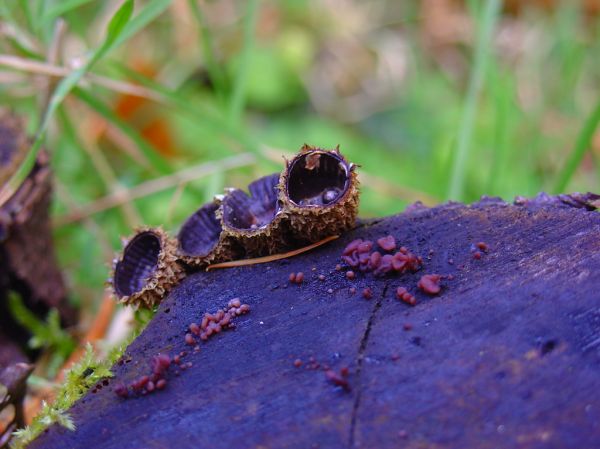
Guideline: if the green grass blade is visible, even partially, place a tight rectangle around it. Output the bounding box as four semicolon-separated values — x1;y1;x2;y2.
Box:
447;0;501;200
188;0;227;101
553;99;600;193
112;0;172;49
228;0;259;126
43;0;96;21
0;0;135;206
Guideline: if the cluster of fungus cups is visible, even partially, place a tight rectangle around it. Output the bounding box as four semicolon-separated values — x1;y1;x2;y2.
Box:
110;146;359;307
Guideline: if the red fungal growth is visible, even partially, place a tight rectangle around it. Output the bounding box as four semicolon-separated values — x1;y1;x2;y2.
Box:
362;287;373;300
476;241;488;252
318;274;325;281
377;235;396;252
325;369;351;391
346;270;355;280
357;241;373;253
396;287;416;306
340;366;349;377
343;239;363;256
418;274;442;295
151;354;171;375
473;251;482;260
370;251;382;269
189;323;200;336
185;333;196;345
289;272;296;283
114;383;129;398
156;379;167;390
293;359;303;368
228;298;241;308
335;264;342;271
295;272;304;284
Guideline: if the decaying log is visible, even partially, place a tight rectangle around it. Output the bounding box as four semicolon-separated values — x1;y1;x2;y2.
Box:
0;111;76;365
31;194;600;449
0;363;34;447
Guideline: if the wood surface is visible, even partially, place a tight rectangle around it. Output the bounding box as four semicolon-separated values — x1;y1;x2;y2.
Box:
31;194;600;449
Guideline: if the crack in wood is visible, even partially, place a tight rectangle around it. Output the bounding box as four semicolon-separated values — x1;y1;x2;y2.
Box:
349;283;388;448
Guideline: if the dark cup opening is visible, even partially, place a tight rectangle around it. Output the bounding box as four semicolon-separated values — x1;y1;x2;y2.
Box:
178;202;222;257
114;231;161;297
222;174;280;231
287;151;349;207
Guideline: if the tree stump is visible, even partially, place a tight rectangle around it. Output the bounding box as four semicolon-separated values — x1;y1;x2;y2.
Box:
31;194;600;449
0;111;73;447
0;111;76;366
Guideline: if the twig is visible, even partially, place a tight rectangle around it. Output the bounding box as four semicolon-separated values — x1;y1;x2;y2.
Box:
0;55;165;102
207;235;339;270
54;153;256;226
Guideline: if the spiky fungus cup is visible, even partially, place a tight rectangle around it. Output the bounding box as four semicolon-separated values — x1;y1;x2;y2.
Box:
176;201;241;267
111;228;185;308
219;173;290;256
279;145;359;243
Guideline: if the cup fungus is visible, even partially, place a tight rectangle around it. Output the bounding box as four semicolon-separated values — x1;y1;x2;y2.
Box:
280;145;359;242
111;228;184;308
177;201;242;267
220;173;288;256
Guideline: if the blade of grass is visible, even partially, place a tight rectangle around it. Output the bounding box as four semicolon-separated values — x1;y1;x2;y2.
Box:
58;106;142;227
73;86;171;174
54;153;256;225
188;0;227;102
228;0;259;126
553;99;600;193
112;0;172;49
43;0;95;22
0;55;167;100
447;0;501;201
0;0;135;207
486;64;513;195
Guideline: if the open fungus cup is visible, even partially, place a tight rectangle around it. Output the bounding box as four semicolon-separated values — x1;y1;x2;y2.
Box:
111;228;184;308
219;173;289;256
279;145;359;242
176;201;241;267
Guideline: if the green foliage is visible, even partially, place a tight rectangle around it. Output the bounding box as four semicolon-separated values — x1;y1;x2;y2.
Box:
10;341;132;449
7;293;76;377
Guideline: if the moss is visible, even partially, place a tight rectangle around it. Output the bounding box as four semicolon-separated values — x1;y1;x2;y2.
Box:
9;338;133;449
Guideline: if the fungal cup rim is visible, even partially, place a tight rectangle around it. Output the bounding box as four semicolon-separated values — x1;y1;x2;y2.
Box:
286;150;352;208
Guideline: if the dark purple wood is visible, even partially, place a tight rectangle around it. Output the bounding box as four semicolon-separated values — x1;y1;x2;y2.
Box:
31;196;600;449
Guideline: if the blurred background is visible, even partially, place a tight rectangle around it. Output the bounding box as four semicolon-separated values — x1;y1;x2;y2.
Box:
1;0;600;428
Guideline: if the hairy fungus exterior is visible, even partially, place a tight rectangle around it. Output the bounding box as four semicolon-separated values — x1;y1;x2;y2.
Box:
111;228;184;308
176;201;240;267
279;145;359;243
220;173;289;256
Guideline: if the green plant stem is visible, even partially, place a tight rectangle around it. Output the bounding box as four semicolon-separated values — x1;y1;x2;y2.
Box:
188;0;227;102
447;0;501;201
228;0;259;127
553;99;600;193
